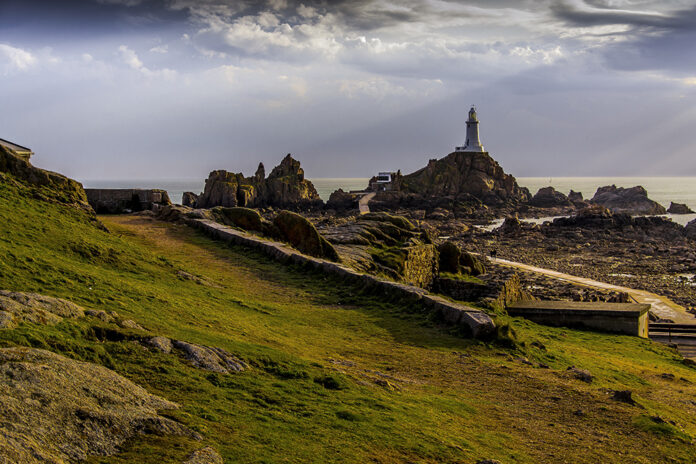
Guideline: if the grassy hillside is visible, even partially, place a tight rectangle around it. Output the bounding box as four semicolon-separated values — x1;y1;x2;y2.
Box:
2;172;696;463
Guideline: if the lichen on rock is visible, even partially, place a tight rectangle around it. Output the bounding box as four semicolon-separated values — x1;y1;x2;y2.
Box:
0;290;85;329
0;347;198;463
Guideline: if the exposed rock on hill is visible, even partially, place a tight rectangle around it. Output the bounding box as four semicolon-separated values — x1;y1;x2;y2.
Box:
196;154;322;210
667;202;694;214
529;186;572;208
590;185;666;215
0;143;89;207
399;151;531;206
0;290;85;329
320;212;438;288
0;347;197;463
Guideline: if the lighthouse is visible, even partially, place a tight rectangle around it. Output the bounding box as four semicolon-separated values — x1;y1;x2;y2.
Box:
455;106;485;153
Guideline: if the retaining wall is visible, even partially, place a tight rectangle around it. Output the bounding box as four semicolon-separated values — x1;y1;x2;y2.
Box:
188;218;495;339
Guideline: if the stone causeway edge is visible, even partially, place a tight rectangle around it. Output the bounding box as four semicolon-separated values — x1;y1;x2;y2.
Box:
187;218;496;339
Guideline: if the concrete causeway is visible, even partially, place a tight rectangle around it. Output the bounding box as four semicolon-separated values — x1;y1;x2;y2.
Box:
358;192;375;215
490;257;695;324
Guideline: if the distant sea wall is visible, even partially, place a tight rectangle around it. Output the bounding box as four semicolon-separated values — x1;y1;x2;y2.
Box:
181;216;496;339
85;189;171;214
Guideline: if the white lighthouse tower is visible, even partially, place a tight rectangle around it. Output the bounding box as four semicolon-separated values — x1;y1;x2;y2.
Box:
455;106;485;153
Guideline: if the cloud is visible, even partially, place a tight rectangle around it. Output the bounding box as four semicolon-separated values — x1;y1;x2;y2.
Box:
0;44;37;72
118;44;176;78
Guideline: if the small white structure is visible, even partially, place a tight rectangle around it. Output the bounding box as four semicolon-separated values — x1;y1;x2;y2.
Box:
455;106;485;153
376;172;392;184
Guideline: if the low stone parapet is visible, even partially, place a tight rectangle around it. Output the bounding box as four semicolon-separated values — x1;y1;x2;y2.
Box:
86;189;171;214
508;301;650;337
188;219;495;339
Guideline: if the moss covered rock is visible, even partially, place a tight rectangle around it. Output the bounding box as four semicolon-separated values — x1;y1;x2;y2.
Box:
212;207;279;237
438;241;461;274
273;210;340;261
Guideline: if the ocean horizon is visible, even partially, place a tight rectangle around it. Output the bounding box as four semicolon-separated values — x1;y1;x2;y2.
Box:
80;176;696;225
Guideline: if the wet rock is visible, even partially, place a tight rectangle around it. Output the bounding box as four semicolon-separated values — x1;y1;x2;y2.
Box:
591;185;666;215
0;347;197;463
183;446;223;464
0;291;85;328
172;340;246;373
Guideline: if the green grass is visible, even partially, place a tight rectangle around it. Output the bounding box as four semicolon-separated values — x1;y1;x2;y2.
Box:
2;175;696;463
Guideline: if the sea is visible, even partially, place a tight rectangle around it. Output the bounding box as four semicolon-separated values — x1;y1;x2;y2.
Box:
80;176;696;226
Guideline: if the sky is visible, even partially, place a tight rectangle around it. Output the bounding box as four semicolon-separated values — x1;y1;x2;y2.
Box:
1;0;696;180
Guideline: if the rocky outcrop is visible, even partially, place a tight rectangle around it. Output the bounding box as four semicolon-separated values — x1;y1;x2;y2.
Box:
686;219;696;239
196;154;322;210
172;340;246;373
529;186;572;208
667;202;694;214
273;211;340;262
326;188;358;211
0;347;197;463
0;290;85;329
85;189;172;214
183;447;223;464
320;212;438;288
590;185;666;215
568;190;584;205
399;151;531;206
0;143;89;207
182;191;198;207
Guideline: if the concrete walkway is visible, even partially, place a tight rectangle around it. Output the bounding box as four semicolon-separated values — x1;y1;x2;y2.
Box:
489;256;695;324
358;192;376;215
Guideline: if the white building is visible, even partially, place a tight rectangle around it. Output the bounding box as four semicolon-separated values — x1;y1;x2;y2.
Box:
455;106;485;153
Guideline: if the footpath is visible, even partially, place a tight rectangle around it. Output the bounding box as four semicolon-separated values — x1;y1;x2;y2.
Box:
490;256;694;324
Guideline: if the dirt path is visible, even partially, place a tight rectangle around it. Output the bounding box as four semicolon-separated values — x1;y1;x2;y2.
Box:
490;256;695;324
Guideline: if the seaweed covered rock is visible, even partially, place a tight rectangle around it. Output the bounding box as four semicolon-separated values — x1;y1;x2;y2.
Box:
0;143;89;207
196;154;322;210
273;210;340;262
0;347;197;463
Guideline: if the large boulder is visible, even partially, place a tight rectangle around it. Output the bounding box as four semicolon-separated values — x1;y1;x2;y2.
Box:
667;202;694;214
0;347;196;463
590;185;666;215
437;242;484;276
196;155;322;210
212;207;278;237
529;186;572;208
686;219;696;239
400;151;531;206
273;210;340;261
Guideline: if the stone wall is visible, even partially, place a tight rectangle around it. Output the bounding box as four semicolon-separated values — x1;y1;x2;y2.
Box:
180;216;495;339
85;189;171;214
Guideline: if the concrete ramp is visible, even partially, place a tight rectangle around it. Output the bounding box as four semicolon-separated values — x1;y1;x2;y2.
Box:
358;192;375;215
